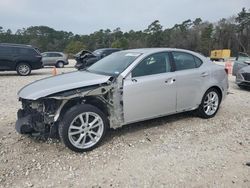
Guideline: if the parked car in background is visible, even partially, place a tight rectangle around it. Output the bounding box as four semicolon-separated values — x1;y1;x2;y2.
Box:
16;48;228;152
42;52;69;68
74;50;93;69
74;48;121;70
0;43;43;76
233;52;250;88
233;52;250;75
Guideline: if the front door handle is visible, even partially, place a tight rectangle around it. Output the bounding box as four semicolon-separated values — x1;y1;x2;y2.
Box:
165;78;176;84
201;72;209;77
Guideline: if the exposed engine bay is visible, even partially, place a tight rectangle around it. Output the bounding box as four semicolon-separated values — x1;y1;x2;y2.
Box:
16;77;124;138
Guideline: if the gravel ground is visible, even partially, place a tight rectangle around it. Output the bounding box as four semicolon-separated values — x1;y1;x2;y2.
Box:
0;61;249;188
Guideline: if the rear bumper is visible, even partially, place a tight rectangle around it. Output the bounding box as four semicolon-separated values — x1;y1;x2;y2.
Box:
32;61;44;70
64;60;69;65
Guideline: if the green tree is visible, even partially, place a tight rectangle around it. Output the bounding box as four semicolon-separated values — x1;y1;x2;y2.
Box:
111;37;129;49
0;8;249;55
235;8;250;53
65;41;86;54
199;24;213;56
145;20;163;47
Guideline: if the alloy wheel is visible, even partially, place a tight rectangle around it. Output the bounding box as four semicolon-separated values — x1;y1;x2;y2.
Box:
68;112;104;149
18;64;30;75
203;91;219;116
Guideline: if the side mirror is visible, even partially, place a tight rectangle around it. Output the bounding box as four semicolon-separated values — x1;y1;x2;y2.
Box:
125;73;137;82
126;73;132;80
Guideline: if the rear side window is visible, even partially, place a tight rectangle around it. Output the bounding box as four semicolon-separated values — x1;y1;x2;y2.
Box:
51;53;63;57
194;56;203;67
42;53;61;57
172;52;202;71
14;47;38;56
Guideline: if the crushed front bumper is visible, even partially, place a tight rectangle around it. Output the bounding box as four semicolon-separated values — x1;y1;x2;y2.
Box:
15;109;42;134
15;112;33;134
236;72;250;86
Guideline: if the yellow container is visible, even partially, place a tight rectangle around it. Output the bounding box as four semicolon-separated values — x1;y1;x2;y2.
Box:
210;49;231;61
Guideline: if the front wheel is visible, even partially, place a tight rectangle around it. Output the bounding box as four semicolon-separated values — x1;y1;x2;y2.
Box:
196;88;221;119
59;104;108;152
238;84;248;90
16;63;31;76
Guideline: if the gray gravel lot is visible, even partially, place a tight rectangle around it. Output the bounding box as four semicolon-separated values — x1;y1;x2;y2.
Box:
0;62;249;188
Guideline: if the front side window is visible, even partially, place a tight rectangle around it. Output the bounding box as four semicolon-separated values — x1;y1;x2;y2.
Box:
172;52;203;71
132;52;171;77
47;53;54;57
0;46;12;54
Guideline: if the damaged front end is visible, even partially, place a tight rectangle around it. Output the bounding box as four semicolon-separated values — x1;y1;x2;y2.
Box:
16;98;62;138
16;76;125;138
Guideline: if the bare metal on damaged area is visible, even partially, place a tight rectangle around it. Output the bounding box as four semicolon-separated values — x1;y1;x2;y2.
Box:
18;70;124;129
16;48;228;152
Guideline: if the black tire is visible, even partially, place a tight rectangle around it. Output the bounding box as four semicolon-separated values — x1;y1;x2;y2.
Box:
59;104;108;152
238;84;244;89
56;61;64;68
238;84;249;90
196;88;221;119
16;63;31;76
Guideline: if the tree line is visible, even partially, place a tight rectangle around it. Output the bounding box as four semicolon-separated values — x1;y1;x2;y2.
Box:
0;8;249;57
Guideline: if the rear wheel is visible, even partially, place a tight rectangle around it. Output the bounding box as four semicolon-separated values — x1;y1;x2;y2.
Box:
196;88;221;118
59;104;108;152
56;61;64;68
16;63;31;76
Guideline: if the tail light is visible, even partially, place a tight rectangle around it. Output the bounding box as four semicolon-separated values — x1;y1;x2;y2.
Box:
224;68;228;75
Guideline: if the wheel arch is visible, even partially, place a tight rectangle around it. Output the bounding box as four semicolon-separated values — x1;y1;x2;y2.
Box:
15;61;32;69
58;96;109;122
56;60;66;65
203;85;223;101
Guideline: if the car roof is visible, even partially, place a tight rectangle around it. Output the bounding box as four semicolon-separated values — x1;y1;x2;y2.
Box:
95;48;120;51
0;43;33;48
121;48;206;59
42;52;64;54
122;48;190;53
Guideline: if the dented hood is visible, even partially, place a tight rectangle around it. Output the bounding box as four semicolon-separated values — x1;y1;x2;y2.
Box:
18;71;111;100
240;65;250;72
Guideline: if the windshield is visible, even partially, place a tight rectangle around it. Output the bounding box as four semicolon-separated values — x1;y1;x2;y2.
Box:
93;49;103;56
238;52;250;61
87;51;141;76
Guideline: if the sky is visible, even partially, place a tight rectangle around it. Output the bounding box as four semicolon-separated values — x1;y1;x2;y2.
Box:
0;0;249;35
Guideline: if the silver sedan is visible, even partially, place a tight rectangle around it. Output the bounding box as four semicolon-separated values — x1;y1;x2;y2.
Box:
16;48;228;152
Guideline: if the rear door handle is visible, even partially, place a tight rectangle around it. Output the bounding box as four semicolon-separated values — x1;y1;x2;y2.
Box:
201;72;209;77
